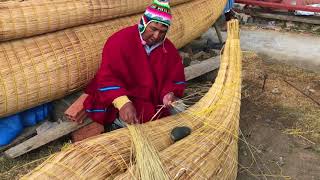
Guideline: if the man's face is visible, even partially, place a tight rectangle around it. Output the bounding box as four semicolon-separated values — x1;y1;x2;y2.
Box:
142;22;168;46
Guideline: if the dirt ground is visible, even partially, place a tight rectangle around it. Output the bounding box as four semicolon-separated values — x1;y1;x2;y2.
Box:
237;52;320;180
1;51;319;180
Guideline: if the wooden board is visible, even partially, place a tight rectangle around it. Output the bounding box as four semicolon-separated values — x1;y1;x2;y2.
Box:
4;119;91;158
0;125;38;153
185;57;220;80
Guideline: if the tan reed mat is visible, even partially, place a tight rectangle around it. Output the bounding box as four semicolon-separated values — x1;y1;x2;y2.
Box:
21;20;240;180
0;0;226;118
0;0;192;41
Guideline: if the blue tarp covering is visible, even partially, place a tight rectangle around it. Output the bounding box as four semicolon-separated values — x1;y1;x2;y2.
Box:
224;0;235;13
0;103;52;146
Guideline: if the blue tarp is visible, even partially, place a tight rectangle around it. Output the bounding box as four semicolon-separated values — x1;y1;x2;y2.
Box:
224;0;235;13
0;103;52;146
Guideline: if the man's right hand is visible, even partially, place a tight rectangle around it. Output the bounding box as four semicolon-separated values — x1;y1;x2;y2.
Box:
119;102;139;124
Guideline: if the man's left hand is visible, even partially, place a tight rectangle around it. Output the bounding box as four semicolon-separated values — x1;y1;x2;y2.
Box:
163;92;177;107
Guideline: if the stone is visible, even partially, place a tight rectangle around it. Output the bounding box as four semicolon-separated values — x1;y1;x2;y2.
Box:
259;19;269;25
268;21;276;26
311;25;320;32
271;88;281;94
278;156;285;166
265;118;272;123
308;89;316;93
286;21;295;28
313;145;320;153
240;14;250;24
183;57;192;67
207;49;218;57
243;150;248;156
170;126;191;142
234;3;246;10
247;17;254;24
179;51;190;59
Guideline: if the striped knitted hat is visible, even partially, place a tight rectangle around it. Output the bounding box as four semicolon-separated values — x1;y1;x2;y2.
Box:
138;0;172;34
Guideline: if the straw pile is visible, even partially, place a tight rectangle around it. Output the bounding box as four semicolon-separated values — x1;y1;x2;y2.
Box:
22;19;241;180
0;0;226;118
0;0;192;41
126;125;170;180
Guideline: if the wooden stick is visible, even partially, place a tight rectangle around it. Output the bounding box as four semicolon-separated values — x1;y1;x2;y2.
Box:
283;79;320;106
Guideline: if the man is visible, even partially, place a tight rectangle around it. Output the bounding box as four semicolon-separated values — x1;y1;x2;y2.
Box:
83;0;186;128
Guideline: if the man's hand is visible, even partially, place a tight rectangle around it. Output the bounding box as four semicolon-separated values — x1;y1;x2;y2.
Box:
119;102;139;124
163;92;177;107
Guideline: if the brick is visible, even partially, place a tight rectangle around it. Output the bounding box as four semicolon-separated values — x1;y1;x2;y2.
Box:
68;111;87;123
65;94;88;123
71;122;104;142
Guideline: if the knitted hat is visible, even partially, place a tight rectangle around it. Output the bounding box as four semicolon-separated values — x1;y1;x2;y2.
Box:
138;0;172;34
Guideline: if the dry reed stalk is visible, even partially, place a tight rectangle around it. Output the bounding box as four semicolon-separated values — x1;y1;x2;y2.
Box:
127;125;170;180
0;0;226;118
113;19;241;180
0;0;192;41
22;21;238;180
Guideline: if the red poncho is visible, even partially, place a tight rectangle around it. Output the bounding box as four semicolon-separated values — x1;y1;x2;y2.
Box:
84;25;185;125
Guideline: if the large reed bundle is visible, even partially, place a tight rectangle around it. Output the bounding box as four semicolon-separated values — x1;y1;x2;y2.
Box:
0;0;226;118
0;0;192;41
22;19;241;180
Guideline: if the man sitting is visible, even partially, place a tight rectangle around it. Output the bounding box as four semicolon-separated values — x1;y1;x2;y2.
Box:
83;0;186;130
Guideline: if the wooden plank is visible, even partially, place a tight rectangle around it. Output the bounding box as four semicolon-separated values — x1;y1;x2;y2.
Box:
185;56;220;81
247;10;320;25
0;125;38;153
213;23;224;44
4;118;91;158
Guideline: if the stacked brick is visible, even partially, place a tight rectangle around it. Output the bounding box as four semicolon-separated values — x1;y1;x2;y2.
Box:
64;94;104;142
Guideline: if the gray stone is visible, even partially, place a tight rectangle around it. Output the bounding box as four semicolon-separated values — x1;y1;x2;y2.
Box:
247;17;254;24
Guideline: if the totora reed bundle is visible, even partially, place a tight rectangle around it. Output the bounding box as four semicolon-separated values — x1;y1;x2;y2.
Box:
0;0;192;41
22;19;241;180
0;0;227;117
